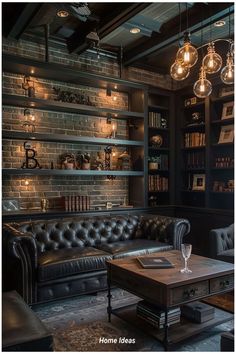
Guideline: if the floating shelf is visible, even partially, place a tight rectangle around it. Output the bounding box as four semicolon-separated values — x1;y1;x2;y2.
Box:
2;54;146;93
2;130;144;147
2;94;144;120
2;169;144;177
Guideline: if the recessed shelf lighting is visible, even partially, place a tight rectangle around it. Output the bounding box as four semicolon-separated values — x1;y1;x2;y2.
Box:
57;10;69;18
214;20;226;27
130;27;141;34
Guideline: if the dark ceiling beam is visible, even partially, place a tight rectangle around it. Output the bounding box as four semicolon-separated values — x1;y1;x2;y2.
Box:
4;3;42;39
67;3;150;54
123;3;234;66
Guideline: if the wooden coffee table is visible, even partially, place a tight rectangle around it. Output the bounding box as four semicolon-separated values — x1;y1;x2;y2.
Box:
106;250;234;350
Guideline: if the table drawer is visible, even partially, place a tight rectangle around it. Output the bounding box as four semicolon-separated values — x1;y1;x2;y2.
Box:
210;275;234;293
170;281;209;305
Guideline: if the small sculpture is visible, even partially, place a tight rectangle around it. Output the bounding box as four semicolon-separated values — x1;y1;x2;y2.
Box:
21;142;41;169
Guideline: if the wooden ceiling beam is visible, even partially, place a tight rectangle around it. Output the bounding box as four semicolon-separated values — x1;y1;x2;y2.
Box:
67;3;150;54
123;3;233;66
4;3;42;39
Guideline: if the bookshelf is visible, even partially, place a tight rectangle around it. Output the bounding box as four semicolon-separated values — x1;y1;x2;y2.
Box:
176;83;234;210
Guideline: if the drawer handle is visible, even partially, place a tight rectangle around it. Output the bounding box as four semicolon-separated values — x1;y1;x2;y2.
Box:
220;280;230;289
183;287;198;299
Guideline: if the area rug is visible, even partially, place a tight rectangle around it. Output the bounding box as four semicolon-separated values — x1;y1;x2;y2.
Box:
34;289;234;352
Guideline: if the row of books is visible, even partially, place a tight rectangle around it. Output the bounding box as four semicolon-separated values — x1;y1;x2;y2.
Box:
214;157;234;168
64;195;91;212
137;301;181;329
149;175;168;192
184;132;205;147
185;151;205;169
148;112;166;128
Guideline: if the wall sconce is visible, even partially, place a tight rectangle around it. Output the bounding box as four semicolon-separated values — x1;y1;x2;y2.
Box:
22;109;35;132
22;76;35;97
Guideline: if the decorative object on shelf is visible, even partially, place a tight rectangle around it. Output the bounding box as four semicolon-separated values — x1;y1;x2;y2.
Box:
104;146;112;170
117;150;131;171
22;76;35;97
218;125;234;144
2;199;19;212
41;198;49;212
21;141;41;169
184;97;197;107
187;111;204;126
53;87;95;106
192;174;205;191
170;4;234;97
22;109;36;133
221;101;234;120
94;152;104;170
148;156;160;171
219;86;234;97
76;152;91;170
213;180;234;192
60;153;76;170
149;195;158;207
150;135;163;147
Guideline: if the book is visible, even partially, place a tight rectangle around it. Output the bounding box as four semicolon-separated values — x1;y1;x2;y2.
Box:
137;256;174;269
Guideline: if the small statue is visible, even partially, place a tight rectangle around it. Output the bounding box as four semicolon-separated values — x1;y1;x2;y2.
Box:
21;142;41;169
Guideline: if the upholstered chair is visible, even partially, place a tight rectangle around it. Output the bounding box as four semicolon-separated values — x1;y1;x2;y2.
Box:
209;224;234;263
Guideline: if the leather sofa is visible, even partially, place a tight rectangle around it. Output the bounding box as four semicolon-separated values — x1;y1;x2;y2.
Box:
3;214;190;304
209;224;234;263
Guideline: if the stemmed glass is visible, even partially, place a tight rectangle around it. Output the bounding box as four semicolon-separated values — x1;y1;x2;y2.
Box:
180;243;192;274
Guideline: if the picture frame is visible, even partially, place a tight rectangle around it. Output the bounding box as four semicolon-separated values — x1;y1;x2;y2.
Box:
221;101;234;120
192;174;205;191
218;125;234;144
219;86;234;97
2;199;19;212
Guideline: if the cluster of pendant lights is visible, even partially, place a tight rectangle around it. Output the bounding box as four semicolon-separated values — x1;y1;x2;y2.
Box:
170;31;234;98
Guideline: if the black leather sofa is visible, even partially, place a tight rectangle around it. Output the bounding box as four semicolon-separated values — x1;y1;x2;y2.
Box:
209;224;234;263
3;214;190;304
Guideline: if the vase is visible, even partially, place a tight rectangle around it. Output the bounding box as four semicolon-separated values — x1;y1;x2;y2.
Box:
149;162;158;170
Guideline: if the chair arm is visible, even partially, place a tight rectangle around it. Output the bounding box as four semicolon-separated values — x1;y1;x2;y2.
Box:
3;224;38;304
209;224;234;259
141;216;190;250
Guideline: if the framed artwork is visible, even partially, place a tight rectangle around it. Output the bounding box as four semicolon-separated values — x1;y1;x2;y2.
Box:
219;86;234;97
192;174;205;191
221;101;234;120
2;199;19;212
218;125;234;144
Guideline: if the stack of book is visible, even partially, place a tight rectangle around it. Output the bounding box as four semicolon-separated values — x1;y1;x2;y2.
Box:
184;132;205;147
137;301;181;329
149;175;168;191
149;112;163;128
64;195;91;212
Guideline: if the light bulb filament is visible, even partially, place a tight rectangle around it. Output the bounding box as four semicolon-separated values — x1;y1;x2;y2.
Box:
200;82;205;93
184;51;190;63
177;65;183;74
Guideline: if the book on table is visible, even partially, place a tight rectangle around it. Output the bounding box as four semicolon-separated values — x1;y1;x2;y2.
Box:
137;256;174;269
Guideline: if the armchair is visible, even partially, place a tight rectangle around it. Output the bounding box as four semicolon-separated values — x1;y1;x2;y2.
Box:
209;224;234;263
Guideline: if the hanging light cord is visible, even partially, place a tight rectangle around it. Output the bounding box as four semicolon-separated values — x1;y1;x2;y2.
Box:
178;3;182;47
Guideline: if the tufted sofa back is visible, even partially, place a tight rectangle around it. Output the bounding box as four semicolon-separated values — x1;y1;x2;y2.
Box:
16;215;141;253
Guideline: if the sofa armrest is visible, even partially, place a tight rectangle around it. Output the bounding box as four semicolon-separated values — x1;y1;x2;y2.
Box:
209;224;234;259
3;224;38;304
141;215;190;250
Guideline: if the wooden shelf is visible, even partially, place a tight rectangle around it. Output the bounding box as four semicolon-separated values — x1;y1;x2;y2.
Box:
2;169;144;177
183;101;205;109
148;127;169;131
212;143;234;148
2;54;146;93
182;124;205;132
148;104;169;111
210;191;234;195
149;147;169;151
2;130;144;147
211;167;234;171
211;118;234;125
148;169;169;173
182;146;205;151
181;190;205;193
148;191;169;193
2;94;144;120
184;168;205;172
211;94;234;103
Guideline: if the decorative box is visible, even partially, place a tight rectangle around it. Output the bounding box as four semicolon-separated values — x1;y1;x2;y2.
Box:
181;301;215;323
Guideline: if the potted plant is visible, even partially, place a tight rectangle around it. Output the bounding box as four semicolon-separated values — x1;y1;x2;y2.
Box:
148;156;160;171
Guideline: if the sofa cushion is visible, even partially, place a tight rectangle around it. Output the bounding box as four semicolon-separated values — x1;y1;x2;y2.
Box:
97;239;173;259
38;247;112;282
217;249;234;264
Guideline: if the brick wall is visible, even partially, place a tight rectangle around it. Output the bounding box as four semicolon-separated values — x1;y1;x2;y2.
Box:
2;36;171;211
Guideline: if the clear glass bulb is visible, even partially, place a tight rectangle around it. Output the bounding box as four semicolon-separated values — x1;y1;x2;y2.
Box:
176;32;198;68
203;42;222;74
193;66;212;98
221;52;234;85
170;59;190;81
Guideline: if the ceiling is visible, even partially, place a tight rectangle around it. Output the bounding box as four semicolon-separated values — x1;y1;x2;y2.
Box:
2;2;234;74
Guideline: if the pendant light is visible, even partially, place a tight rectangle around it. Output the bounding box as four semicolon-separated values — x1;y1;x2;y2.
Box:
202;42;222;74
193;66;212;98
176;31;198;67
221;50;234;85
170;59;190;81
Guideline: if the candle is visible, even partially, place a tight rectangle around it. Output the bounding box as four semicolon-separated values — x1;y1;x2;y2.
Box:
112;124;116;138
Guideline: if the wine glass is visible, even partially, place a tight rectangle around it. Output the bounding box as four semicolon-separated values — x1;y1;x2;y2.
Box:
180;243;192;274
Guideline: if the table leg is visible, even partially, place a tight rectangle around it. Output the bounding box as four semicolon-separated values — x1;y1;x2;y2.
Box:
163;308;170;351
107;275;112;322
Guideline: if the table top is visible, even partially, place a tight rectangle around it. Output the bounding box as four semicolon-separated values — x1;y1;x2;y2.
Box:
107;250;234;288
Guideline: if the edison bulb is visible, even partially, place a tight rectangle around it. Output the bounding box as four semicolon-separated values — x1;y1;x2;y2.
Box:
170;60;190;81
221;52;234;85
176;32;198;68
193;66;212;98
203;43;222;74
